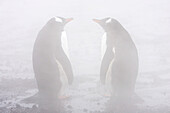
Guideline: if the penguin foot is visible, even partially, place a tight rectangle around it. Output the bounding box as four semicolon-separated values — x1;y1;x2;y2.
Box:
58;95;70;100
103;93;111;97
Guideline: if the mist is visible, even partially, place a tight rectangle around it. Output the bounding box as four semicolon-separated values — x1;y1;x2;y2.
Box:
0;0;170;113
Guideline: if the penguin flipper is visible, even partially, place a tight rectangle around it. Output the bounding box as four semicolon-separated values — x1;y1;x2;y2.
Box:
56;59;69;98
104;58;114;96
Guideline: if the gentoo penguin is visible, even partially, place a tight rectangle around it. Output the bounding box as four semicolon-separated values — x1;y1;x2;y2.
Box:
32;17;74;111
93;18;115;96
93;17;138;99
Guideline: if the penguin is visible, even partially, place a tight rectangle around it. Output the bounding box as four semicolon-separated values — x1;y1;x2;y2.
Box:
93;17;138;99
93;18;115;96
32;17;74;111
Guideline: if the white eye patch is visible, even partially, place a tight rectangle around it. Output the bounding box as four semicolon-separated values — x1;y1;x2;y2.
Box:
106;18;112;23
54;17;63;23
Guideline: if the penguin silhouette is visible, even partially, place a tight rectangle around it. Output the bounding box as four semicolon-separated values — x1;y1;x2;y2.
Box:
32;17;74;111
93;18;138;99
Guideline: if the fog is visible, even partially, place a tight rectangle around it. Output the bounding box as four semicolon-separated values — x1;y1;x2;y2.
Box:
0;0;170;113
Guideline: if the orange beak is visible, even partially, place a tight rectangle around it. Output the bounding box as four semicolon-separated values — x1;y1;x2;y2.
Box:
65;18;73;23
93;19;100;23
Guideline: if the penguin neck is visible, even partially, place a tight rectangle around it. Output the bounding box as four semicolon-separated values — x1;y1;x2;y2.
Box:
42;24;63;36
38;28;63;48
43;27;62;38
106;27;130;45
106;32;117;46
106;26;125;36
50;30;62;37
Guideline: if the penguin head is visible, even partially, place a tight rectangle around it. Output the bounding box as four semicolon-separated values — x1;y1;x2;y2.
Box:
46;17;73;31
93;17;121;32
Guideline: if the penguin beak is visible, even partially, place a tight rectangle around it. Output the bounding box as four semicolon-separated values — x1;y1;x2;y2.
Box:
93;19;101;24
65;18;73;24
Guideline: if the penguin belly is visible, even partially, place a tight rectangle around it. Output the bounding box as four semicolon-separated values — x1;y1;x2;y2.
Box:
57;31;70;99
62;31;70;58
101;33;107;60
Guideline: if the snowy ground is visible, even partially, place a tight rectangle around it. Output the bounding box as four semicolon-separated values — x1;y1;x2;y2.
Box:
0;0;170;113
0;74;170;113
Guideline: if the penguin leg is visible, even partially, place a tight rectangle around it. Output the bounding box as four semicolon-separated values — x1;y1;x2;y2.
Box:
100;49;114;84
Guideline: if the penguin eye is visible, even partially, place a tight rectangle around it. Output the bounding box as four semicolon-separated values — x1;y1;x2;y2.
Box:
54;17;63;23
106;18;112;23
